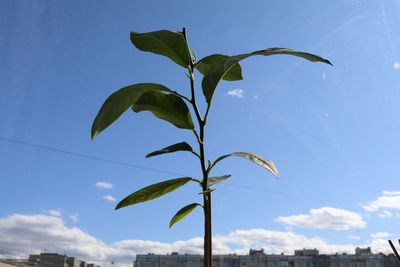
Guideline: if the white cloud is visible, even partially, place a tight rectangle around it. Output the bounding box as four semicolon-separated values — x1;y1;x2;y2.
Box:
370;232;391;239
226;89;244;98
378;210;392;218
368;238;395;253
394;62;400;70
95;182;113;189
215;229;360;255
46;210;62;216
69;213;79;223
0;214;122;265
382;190;400;195
275;207;366;230
363;191;400;211
0;213;392;267
103;195;116;202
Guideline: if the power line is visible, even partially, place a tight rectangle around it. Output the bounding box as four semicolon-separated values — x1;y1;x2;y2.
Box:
0;136;183;176
0;136;341;205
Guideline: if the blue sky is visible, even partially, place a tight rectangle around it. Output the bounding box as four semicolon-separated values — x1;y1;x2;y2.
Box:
1;0;400;266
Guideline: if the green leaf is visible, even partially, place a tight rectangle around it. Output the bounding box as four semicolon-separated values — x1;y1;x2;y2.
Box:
212;152;279;178
132;91;194;130
195;54;243;81
169;203;201;228
115;177;193;210
130;30;191;68
201;48;332;103
207;175;232;187
146;142;194;158
91;83;172;139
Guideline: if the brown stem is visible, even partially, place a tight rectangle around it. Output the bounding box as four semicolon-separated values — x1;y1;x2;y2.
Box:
203;192;212;267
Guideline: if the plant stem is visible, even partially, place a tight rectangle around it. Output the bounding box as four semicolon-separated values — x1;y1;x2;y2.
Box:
198;105;212;267
182;27;212;267
190;65;212;267
203;191;212;267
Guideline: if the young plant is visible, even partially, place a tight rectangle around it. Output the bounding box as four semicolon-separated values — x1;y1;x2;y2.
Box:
91;28;331;267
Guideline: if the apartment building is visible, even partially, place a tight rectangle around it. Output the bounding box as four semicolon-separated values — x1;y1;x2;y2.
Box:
134;248;398;267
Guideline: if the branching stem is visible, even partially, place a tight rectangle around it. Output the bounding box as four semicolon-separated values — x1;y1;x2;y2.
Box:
182;27;213;267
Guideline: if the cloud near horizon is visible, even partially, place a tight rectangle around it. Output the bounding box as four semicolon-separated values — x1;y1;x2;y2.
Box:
363;190;400;212
0;213;391;267
45;210;62;216
69;213;79;223
276;207;366;230
370;232;391;239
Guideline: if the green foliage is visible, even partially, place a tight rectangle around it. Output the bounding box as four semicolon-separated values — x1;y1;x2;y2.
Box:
115;177;194;210
169;203;201;228
201;48;332;104
132;91;194;130
131;30;191;68
211;152;280;178
195;54;243;81
146;142;195;158
91;83;172;139
92;28;331;267
207;175;232;187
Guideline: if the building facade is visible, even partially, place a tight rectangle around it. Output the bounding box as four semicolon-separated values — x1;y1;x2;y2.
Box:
1;253;100;267
134;248;398;267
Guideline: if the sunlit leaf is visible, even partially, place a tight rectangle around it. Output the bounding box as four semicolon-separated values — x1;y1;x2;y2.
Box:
207;175;231;187
146;142;194;158
212;152;279;178
91;83;172;139
131;30;191;68
115;177;193;210
202;48;332;103
169;203;201;228
132;91;194;130
195;54;243;81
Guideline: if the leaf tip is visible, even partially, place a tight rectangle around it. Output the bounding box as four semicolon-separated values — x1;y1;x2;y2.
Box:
91;123;100;140
271;166;280;179
91;131;98;140
115;202;123;210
